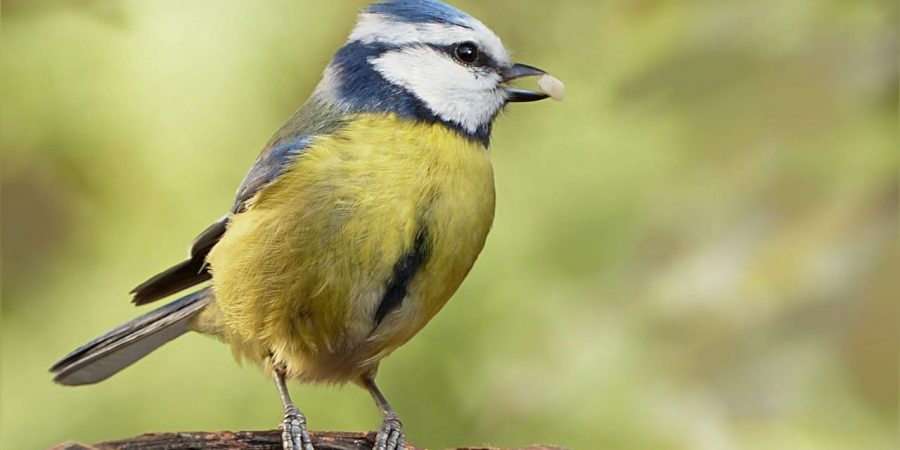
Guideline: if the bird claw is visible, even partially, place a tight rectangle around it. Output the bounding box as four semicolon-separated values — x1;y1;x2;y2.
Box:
374;413;405;450
281;406;314;450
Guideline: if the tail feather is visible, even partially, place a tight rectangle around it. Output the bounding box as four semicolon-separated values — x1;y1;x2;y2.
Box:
50;288;212;386
130;217;227;306
130;258;212;306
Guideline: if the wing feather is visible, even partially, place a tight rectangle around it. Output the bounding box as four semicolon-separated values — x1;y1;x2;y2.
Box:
129;99;345;305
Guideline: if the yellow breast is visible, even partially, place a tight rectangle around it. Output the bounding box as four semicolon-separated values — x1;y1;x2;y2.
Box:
202;114;495;382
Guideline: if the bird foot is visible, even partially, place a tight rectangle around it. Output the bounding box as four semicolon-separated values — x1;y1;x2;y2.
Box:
280;406;314;450
374;412;405;450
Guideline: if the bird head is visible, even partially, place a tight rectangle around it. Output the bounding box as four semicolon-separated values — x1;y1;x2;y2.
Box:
313;0;553;146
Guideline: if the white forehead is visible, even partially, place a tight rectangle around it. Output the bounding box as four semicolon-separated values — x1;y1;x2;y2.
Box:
349;12;510;65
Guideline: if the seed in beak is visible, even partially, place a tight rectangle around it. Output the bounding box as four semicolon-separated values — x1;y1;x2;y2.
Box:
537;74;566;101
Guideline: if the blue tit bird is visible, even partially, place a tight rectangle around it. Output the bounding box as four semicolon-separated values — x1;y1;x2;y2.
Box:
50;1;562;449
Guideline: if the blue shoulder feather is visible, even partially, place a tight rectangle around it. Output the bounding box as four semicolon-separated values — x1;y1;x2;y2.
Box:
233;137;312;212
232;99;347;212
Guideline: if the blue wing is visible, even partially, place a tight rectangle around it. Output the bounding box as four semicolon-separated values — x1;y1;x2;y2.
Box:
233;99;349;211
131;101;343;305
232;136;313;213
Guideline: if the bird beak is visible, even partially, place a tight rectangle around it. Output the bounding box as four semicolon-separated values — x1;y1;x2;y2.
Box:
502;63;550;103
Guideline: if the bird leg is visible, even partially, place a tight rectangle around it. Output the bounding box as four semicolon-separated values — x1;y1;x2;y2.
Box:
363;375;405;450
274;364;314;450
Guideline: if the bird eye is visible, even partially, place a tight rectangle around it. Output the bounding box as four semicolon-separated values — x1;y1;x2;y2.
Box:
454;42;480;65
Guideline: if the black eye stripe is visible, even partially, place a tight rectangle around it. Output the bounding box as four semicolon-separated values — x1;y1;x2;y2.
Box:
415;43;497;69
385;43;501;70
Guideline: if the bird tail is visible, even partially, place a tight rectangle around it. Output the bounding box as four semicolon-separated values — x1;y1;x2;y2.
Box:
50;288;213;386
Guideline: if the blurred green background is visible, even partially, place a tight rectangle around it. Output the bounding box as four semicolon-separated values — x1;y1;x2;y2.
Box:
1;0;896;449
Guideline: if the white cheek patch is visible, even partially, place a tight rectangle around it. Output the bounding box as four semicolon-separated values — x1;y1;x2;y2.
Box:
372;47;506;133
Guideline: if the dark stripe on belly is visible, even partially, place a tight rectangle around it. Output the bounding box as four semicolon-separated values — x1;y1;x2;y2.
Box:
375;228;430;327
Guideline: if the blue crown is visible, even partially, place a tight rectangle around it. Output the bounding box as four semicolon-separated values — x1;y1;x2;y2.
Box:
367;0;472;26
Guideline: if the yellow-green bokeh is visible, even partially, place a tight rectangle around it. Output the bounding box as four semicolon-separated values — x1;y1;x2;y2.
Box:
1;1;896;449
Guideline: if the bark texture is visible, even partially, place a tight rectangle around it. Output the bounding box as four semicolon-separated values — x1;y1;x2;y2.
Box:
48;430;567;450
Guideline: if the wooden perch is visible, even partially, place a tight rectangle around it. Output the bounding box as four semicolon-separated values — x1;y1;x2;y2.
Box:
48;430;567;450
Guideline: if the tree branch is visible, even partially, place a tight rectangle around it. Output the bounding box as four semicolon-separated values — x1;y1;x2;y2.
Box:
48;430;567;450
